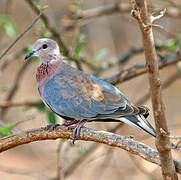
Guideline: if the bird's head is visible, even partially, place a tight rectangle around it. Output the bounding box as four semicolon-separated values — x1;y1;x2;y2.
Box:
25;38;60;61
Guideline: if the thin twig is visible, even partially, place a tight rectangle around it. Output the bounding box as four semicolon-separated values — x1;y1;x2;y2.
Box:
25;0;69;56
62;2;181;30
93;42;165;76
62;2;130;29
0;47;28;72
104;49;181;85
0;12;42;60
137;71;180;105
1;60;32;116
169;136;181;140
0;100;40;108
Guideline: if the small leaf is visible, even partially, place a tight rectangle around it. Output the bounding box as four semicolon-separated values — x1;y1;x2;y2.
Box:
167;39;179;52
35;102;46;112
73;34;85;59
0;15;17;38
26;45;33;52
93;48;108;62
33;56;39;62
4;22;17;37
0;124;12;135
36;4;48;11
43;5;49;9
36;5;42;11
46;111;57;124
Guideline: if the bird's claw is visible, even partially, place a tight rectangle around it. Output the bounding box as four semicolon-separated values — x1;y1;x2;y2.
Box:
44;124;60;131
66;119;87;144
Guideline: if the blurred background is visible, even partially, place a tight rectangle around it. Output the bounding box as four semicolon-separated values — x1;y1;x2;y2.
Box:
0;0;181;179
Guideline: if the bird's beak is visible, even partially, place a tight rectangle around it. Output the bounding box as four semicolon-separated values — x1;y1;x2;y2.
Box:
24;50;36;60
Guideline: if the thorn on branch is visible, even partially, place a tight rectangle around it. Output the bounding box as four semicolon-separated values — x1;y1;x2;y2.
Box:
150;8;166;24
160;128;169;136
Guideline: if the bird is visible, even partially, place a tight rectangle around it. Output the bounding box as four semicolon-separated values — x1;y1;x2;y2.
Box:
25;38;156;143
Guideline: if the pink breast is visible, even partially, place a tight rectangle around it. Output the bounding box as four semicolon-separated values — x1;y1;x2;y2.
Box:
36;62;58;96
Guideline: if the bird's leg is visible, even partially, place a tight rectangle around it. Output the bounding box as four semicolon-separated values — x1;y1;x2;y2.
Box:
72;119;88;144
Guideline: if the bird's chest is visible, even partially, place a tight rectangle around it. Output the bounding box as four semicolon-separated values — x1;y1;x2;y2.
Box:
36;63;58;81
36;63;57;96
36;63;49;82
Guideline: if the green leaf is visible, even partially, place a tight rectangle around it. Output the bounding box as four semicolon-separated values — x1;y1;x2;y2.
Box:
93;48;108;62
46;111;57;124
36;4;48;11
0;15;17;38
73;34;85;59
43;5;49;9
33;56;39;62
167;39;179;52
26;45;33;52
35;102;46;112
0;124;12;135
36;5;42;11
4;22;17;37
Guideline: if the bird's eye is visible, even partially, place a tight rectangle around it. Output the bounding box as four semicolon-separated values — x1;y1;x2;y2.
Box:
42;44;48;49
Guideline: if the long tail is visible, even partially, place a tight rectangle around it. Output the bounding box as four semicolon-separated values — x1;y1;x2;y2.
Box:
90;115;156;137
120;115;156;137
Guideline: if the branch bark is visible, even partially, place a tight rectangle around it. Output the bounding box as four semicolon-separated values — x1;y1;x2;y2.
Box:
0;126;181;174
131;0;178;179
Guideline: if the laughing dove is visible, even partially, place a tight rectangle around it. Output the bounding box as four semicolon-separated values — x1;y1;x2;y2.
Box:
25;38;156;143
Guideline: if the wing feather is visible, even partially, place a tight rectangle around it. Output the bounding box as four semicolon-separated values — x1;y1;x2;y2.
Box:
42;71;148;119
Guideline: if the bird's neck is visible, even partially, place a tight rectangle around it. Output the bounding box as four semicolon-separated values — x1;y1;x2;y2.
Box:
36;55;62;85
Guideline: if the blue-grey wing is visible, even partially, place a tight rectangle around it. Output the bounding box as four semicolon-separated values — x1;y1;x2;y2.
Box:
42;71;141;119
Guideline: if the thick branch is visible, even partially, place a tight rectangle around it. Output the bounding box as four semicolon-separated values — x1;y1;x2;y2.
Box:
131;0;178;179
0;126;181;174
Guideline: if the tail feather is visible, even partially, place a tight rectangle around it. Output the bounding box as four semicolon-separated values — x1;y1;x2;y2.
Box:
120;115;156;137
89;115;156;137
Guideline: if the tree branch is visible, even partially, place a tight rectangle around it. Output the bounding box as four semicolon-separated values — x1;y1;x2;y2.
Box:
25;0;69;56
0;60;32;116
0;125;181;174
104;49;181;85
0;12;42;60
62;2;181;30
131;0;178;179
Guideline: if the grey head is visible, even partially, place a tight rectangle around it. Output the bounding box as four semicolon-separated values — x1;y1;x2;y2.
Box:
25;38;60;61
